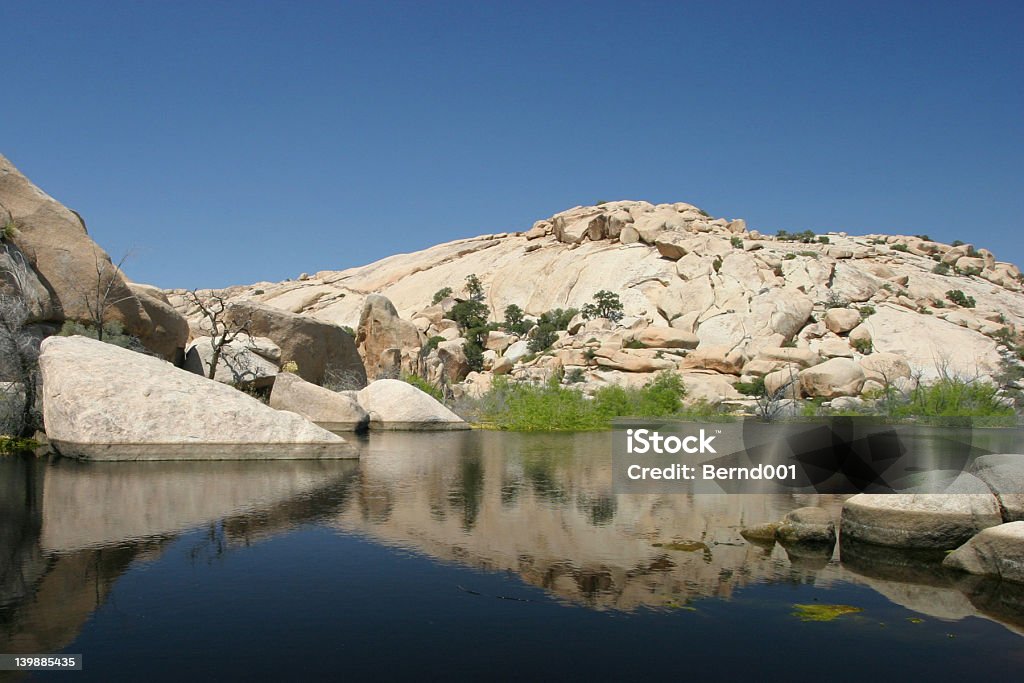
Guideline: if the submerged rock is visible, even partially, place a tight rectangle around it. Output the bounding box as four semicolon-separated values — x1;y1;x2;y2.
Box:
39;336;353;460
776;507;837;546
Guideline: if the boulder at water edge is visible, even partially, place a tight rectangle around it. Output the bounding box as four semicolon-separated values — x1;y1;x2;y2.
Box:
39;336;354;460
840;477;1002;549
269;372;369;432
943;522;1024;583
969;454;1024;522
356;379;469;431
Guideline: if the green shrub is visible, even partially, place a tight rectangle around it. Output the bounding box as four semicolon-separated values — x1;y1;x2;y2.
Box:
817;235;830;244
945;290;975;308
932;262;951;275
733;377;766;397
403;374;444;401
851;337;873;354
564;368;586;384
528;323;559;353
581;290;624;323
1;221;18;241
463;340;484;372
858;305;876;319
539;307;577;331
431;287;453;305
891;243;909;253
712;256;723;272
890;378;1013;421
623;338;646;349
467;371;699;431
503;304;532;336
958;266;982;277
783;253;797;260
915;234;932;241
464;274;485;301
730;236;743;248
59;320;140;350
425;335;445;351
798;251;819;259
450;299;488;330
776;229;818;243
253;288;265;295
951;240;965;247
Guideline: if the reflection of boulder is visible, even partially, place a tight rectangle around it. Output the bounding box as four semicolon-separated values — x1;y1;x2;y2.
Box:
40;459;359;552
331;431;850;611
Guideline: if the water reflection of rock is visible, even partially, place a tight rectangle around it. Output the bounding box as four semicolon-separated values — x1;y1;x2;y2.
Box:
335;433;1024;636
335;432;850;610
0;457;358;656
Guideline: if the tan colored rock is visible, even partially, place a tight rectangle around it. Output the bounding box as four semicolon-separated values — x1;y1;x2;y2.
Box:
631;326;699;349
848;323;872;345
756;347;821;369
491;355;513;375
858;352;911;385
269;372;369;431
356;294;424;380
680;346;746;375
485;330;516;352
0;154;153;342
824;308;862;334
39;336;351;459
356;379;468;430
969;454;1024;522
817;338;854;359
764;366;802;398
437;339;470;382
798;357;865;398
128;283;190;362
594;349;675;373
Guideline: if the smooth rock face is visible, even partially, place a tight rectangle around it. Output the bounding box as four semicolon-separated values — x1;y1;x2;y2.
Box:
943;522;1024;582
632;326;699;349
39;336;353;459
970;454;1024;522
799;357;865;398
356;294;424;380
841;485;1002;549
269;372;369;431
224;300;366;388
0;154;152;341
356;379;469;431
858;352;911;385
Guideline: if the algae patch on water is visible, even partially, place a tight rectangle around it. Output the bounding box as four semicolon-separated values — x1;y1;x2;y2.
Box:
791;604;863;622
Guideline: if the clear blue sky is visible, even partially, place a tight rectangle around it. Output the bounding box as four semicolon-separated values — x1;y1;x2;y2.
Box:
4;1;1022;289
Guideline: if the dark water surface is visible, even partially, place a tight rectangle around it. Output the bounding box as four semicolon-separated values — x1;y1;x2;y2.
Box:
1;431;1022;682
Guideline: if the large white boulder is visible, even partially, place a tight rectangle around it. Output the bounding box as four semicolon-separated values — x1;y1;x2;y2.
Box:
840;481;1002;549
269;372;369;431
39;336;352;459
970;454;1024;522
356;379;469;431
183;335;280;387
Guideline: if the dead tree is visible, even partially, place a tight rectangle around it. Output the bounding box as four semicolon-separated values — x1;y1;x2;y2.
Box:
69;247;135;341
183;290;253;380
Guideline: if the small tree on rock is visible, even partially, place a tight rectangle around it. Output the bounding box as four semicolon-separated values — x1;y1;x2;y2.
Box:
184;290;254;380
582;290;624;323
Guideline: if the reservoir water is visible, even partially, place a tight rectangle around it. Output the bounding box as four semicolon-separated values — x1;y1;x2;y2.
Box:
1;431;1021;681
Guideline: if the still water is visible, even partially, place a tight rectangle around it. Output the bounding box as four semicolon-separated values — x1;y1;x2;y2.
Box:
1;431;1022;681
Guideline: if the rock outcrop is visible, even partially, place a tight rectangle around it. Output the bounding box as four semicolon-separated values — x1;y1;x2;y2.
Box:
39;336;353;459
169;198;1022;404
355;294;424;380
0;154;189;360
222;299;366;388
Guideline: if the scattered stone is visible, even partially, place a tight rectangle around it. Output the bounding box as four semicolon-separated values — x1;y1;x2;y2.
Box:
799;357;865;398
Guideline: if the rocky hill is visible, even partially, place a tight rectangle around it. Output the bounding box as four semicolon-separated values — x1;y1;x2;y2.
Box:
167;200;1024;405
